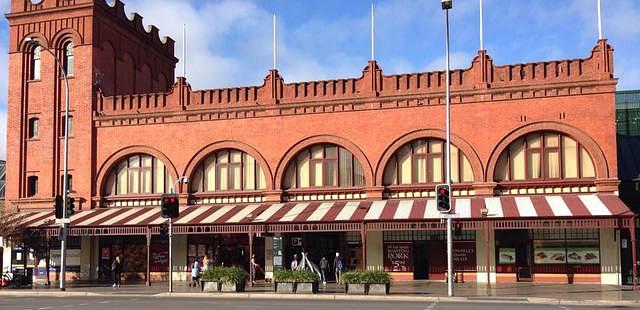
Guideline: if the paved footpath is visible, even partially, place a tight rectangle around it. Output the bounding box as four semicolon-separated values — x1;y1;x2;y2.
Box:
1;281;639;307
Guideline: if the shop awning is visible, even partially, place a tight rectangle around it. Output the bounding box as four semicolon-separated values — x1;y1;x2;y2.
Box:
24;194;633;229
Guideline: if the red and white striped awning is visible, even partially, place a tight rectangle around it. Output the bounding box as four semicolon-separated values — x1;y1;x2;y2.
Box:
24;194;632;228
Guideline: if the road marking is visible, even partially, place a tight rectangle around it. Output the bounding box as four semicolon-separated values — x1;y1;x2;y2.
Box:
38;307;52;310
424;302;437;310
97;301;110;304
558;305;572;310
78;304;89;306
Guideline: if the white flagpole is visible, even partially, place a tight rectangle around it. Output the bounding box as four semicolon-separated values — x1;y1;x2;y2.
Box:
371;2;375;61
182;23;186;77
479;0;484;50
273;14;277;70
597;0;603;40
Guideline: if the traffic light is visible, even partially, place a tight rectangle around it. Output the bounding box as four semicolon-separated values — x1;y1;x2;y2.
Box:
161;193;179;218
436;184;451;212
159;222;169;237
54;195;63;219
66;197;75;217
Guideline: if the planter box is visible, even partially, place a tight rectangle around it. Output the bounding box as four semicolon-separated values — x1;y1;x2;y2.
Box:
221;281;245;292
274;282;295;294
345;283;366;295
202;281;221;292
295;282;318;294
367;283;390;295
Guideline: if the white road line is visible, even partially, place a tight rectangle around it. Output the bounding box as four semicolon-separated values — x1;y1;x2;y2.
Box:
424;302;437;310
558;305;572;310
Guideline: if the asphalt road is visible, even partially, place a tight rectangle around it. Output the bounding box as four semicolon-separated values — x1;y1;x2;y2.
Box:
0;297;634;310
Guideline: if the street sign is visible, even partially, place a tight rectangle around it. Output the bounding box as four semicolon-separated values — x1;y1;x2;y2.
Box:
55;218;71;224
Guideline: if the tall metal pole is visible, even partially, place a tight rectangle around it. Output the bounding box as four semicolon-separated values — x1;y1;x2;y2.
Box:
444;3;454;297
371;2;375;61
479;0;484;50
168;217;173;293
597;0;603;40
273;14;277;70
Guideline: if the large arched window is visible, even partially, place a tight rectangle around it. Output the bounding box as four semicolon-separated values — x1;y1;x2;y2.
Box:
494;131;595;182
283;144;366;189
63;42;74;76
190;149;267;192
103;154;174;196
383;138;474;185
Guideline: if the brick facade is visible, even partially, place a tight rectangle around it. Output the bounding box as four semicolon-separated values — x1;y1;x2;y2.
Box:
6;0;618;212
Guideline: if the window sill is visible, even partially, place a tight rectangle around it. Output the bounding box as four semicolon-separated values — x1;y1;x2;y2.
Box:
27;79;41;83
26;138;40;141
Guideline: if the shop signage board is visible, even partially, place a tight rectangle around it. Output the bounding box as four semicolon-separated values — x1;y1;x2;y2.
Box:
498;248;516;264
534;247;566;264
566;247;600;264
453;241;476;271
150;244;169;271
384;242;412;272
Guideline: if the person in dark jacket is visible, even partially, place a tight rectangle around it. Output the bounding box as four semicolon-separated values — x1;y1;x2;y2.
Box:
333;252;344;284
111;255;123;288
319;256;329;285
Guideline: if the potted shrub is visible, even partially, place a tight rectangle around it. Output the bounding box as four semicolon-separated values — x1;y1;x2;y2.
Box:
273;269;319;294
201;267;248;293
340;270;391;295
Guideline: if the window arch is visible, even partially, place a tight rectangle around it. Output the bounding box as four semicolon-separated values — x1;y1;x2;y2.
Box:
494;131;595;182
31;46;41;80
103;154;174;196
282;143;366;189
382;138;474;186
190;149;267;192
63;42;74;76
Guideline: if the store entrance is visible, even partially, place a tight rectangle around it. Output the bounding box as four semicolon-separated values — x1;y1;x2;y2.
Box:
283;232;355;281
496;230;532;281
413;241;429;280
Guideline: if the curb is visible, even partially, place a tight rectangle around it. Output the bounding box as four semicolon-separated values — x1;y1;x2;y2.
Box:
1;290;639;306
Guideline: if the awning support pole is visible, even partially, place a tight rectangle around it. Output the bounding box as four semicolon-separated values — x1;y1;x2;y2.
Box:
146;227;151;286
360;223;367;270
249;225;254;286
486;220;491;290
631;217;637;290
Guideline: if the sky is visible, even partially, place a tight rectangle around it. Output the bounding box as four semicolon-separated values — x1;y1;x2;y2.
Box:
0;0;639;160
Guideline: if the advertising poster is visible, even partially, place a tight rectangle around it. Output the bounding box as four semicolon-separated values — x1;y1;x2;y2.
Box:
384;243;412;272
534;247;566;264
150;244;169;272
188;244;197;257
197;245;206;257
453;241;476;271
498;248;516;264
101;247;110;259
566;248;600;264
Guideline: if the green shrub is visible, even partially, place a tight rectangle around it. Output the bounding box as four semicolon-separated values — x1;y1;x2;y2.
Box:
339;270;391;284
201;266;247;284
273;269;319;282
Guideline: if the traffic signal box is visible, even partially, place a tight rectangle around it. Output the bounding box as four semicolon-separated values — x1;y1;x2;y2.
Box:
161;193;180;218
54;195;75;219
436;184;451;213
55;195;63;219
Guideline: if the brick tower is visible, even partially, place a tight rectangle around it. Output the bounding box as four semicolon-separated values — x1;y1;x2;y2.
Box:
5;0;178;211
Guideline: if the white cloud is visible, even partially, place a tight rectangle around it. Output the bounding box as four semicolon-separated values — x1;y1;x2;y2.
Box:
424;51;474;72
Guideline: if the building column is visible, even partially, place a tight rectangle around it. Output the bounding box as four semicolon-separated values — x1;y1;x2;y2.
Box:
264;235;274;281
248;227;254;286
360;224;367;269
600;228;621;285
2;239;12;274
365;231;383;271
80;236;92;280
146;229;151;286
475;227;496;283
171;234;187;282
631;220;637;289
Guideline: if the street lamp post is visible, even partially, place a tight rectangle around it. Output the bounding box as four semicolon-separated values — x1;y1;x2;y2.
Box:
441;0;454;297
25;37;70;291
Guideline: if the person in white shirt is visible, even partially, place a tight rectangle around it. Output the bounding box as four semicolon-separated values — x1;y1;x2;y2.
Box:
290;254;298;270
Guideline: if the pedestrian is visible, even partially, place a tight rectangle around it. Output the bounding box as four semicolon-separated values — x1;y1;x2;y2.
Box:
333;252;344;284
202;256;210;272
249;254;257;286
291;254;298;270
191;256;201;288
319;256;328;285
111;255;122;289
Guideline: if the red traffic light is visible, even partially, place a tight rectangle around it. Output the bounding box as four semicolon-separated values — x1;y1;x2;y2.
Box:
438;188;447;195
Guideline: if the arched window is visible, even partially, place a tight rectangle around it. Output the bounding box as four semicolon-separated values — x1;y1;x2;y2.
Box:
31;46;41;80
283;144;365;189
63;42;74;76
190;149;267;192
103;154;174;196
382;138;474;185
494;131;595;182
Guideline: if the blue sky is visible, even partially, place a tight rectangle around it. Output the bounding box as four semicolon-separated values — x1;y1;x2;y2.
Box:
0;0;639;159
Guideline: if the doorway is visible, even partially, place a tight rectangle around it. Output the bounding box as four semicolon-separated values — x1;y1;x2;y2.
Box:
413;241;428;279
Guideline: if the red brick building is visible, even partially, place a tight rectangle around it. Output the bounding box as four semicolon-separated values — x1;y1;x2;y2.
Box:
4;0;636;285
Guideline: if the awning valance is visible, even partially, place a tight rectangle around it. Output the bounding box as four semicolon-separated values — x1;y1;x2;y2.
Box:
24;194;633;229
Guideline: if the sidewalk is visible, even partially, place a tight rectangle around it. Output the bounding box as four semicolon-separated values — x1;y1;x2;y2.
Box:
1;281;639;306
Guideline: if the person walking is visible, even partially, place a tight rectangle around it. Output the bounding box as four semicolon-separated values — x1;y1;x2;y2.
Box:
319;256;328;285
202;256;210;272
290;254;298;270
190;257;201;288
333;252;344;284
111;255;122;288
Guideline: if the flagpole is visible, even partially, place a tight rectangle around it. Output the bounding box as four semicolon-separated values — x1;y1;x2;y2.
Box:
479;0;484;50
273;14;277;69
371;2;375;61
597;0;602;40
182;23;186;77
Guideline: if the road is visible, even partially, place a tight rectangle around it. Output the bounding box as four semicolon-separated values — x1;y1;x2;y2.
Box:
0;296;632;310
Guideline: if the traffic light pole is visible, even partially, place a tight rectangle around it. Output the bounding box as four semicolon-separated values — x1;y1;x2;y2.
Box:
443;1;454;297
168;217;173;293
